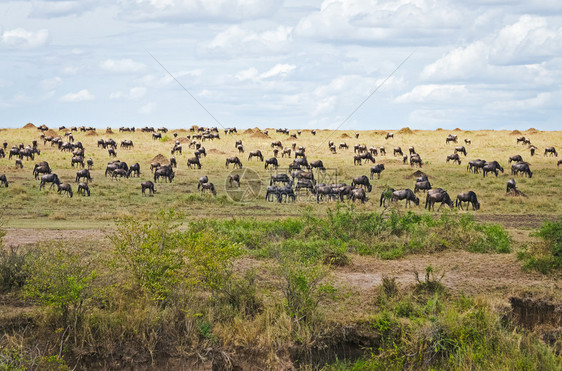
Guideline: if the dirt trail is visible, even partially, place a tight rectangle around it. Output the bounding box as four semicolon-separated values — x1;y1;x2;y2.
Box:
3;228;107;247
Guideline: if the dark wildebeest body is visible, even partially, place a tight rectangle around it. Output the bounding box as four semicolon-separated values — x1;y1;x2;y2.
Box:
0;174;8;187
370;164;385;179
265;157;279;170
509;155;523;163
454;146;467;156
154;167;174;183
414;180;432;193
446;134;458;144
446;153;461;165
506;178;517;193
225;157;242;169
76;169;92;183
57;183;73;198
351;175;372;192
482;161;504;177
187;157;202;169
77;183;90;196
456;191;480;210
467;159;486;173
544;147;558;157
266;186;280;202
227;174;241;187
270;174;291;186
128;163;141;177
112;168;129;180
40;174;60;190
198;176;209;190
350;188;368;203
248;150;264;161
314;185;336;203
391;189;419;207
71;156;84;168
385;133;394;139
310;160;325;171
87;158;94;169
282;148;291;158
277;185;296;202
393;147;403;156
141;181;155;196
410;154;423;168
425;189;454;211
200;182;216;196
511;162;533;178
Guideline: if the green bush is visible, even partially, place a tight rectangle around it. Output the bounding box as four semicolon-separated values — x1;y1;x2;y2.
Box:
0;245;30;293
520;218;562;273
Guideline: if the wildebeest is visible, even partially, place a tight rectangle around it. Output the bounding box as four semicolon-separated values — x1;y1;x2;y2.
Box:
310;160;326;171
282;148;291;158
200;182;216;196
108;148;117;157
33;163;51;179
198;175;209;190
169;157;177;168
351;175;372;192
227;174;241;187
464;139;471;145
369;147;378;156
370;164;385;179
121;140;134;149
544;147;558;157
71;156;84;168
152;132;162;140
456;191;480;210
425;189;453;211
271;141;282;148
414;180;432;193
0;174;8;187
393;147;403;156
294;149;306;159
87;158;94;169
410;154;423;168
339;142;348;150
379;147;386;156
558;159;562;167
235;140;242;148
0;148;4;158
15;159;23;169
270;173;292;186
350;188;368;203
194;147;206;157
187;157;202;169
266;185;279;202
446;134;458;144
517;136;526;144
171;144;182;155
391;189;419;207
467;159;486;173
506;178;517;193
111;168;129;180
9;147;19;159
76;169;92;183
248;149;263;161
273;148;279;158
509;155;523;163
482;161;504;177
141;181;155;196
77;183;90;196
313;184;336;203
511;162;533;178
277;185;296;202
530;146;536;156
295;179;315;192
265;157;279;170
385;132;394;139
128;163;141;177
154;167;174;182
225;157;242;169
454;146;467;156
446;153;461;165
57;183;73;198
354;152;375;165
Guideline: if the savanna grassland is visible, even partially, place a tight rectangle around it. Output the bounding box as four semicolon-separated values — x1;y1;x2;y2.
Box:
0;125;561;370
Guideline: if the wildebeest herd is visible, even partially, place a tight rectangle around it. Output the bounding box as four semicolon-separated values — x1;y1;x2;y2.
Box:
0;126;559;214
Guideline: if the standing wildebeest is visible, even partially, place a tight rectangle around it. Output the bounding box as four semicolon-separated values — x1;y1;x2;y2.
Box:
425;189;454;211
266;185;280;202
544;147;558;157
456;191;480;210
511;162;533;178
464;139;471;145
198;175;209;190
235;140;242;148
120;140;134;149
270;174;292;186
237;144;244;153
313;185;335;203
170;157;177;168
0;174;8;187
385;132;394;139
108;148;117;157
414;180;432;193
2;141;7;149
271;141;283;149
76;169;92;183
354;144;367;153
369;147;378;156
294;149;306;159
0;148;4;158
506;178;517;193
379;147;386;156
330;145;337;154
265;157;279;170
194;147;206;157
77;183;90;196
390;189;419;207
370;164;385;179
9;147;19;159
227;174;241;187
87;158;94;170
141;181;155;196
350;188;368;203
248;150;264;161
152;132;162;140
225;157;242;169
57;183;73;198
154;167;174;183
482;161;504;177
446;153;461;165
278;185;297;202
187;157;202;169
310;160;326;171
282;148;291;158
15;159;23;169
171;144;182;155
393;147;403;156
409;146;415;155
517;136;526;144
71;156;84;168
200;182;216;196
467;159;486;173
273;149;279;157
339;142;349;150
111;168;129;180
446;134;458;144
410;154;423;168
509;155;523;163
558;159;562;167
127;163;140;177
351;175;372;192
454;146;467;156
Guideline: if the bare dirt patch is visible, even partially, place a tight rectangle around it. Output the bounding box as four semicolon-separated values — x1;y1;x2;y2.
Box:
23;123;36;129
151;154;170;164
3;228;107;247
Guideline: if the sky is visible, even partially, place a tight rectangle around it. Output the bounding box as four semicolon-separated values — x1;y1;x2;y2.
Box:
1;0;561;131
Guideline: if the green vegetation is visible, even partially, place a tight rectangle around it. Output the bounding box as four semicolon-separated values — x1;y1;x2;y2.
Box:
519;217;562;273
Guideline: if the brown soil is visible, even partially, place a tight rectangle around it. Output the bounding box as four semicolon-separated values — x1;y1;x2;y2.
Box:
341;133;351;138
23;123;36;129
151;154;170;164
86;131;98;136
409;170;427;179
453;128;462;131
106;128;114;134
243;129;254;134
177;137;191;143
251;131;269;139
511;130;522;135
208;148;226;155
398;127;414;134
43;129;58;137
3;228;107;247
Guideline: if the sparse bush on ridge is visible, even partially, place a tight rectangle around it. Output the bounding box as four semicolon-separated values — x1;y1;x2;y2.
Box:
519;217;562;273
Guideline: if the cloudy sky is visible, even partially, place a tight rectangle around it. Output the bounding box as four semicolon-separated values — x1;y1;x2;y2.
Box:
1;0;561;130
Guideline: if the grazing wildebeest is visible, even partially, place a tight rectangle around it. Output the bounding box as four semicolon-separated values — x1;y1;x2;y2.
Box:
169;157;177;168
9;147;19;159
227;174;241;187
33;165;51;179
314;185;335;203
97;139;106;148
128;163;141;177
391;189;419;207
385;132;394;139
414;180;432;193
171;144;182;155
410;154;423;168
409;146;415;155
2;141;7;149
454;146;467;156
187;157;202;169
370;164;385;179
294;170;315;184
77;183;90;196
265;157;279;170
194;147;206;157
310;160;326;171
0;174;8;187
154;167;174;182
273;148;279;158
152;132;162;140
108;148;117;157
57;183;73;198
482;161;504;177
379;147;386;156
446;153;461;165
446;134;458;144
351;175;372;192
393;147;403;156
379;188;395;207
511;162;533;178
121;140;134;149
369;147;378;156
71;156;84;168
111;168;129;180
141;181;155;196
270;173;291;186
509;155;523;163
277;185;296;202
354;144;367;153
558;159;562;167
248;150;264;161
467;159;486;173
198;175;209;190
425;189;454;211
235;140;242;148
339;142;348;150
76;169;92;183
266;185;279;202
530;146;536;156
225;157;242;169
506;178;517;193
271;141;283;149
295;179;315;192
281;148;291;158
15;159;23;169
0;148;4;158
350;188;368;203
464;139;471;145
544;147;558;157
456;191;480;210
517;136;525;144
86;158;94;170
200;182;216;196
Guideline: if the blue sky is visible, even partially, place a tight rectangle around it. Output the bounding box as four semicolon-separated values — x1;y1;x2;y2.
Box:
1;0;561;130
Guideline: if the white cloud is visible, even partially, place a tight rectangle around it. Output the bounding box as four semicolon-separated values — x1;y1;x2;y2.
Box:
110;87;147;100
235;64;296;83
60;89;95;102
100;59;147;74
139;102;156;114
41;77;62;90
30;1;99;18
395;84;469;103
261;64;296;79
1;28;48;49
207;25;292;55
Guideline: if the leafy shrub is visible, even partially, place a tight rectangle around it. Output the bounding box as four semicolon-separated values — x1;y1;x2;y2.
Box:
0;245;30;293
520;218;562;273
